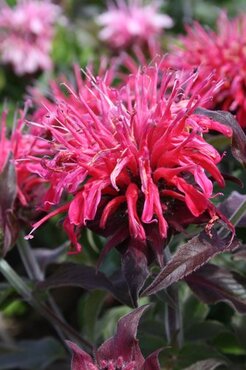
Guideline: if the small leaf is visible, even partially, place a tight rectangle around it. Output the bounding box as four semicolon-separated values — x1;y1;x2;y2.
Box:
0;337;65;370
183;358;227;370
142;231;239;296
37;262;132;306
186;264;246;313
195;107;246;167
34;244;67;272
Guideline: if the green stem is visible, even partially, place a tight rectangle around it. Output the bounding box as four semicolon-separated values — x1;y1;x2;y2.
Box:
17;234;66;343
164;247;183;348
164;283;183;348
0;258;93;353
17;233;43;281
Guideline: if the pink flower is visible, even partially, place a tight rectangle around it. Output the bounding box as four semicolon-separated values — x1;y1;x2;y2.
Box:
96;0;173;49
0;106;50;255
26;63;232;266
0;0;60;75
166;12;246;128
67;306;162;370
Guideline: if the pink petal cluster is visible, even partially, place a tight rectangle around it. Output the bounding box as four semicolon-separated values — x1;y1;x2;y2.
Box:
26;63;232;263
0;106;50;255
67;306;161;370
0;107;49;209
96;0;173;49
166;12;246;128
0;0;60;75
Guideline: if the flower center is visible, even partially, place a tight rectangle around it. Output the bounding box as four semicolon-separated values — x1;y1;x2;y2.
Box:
99;357;137;370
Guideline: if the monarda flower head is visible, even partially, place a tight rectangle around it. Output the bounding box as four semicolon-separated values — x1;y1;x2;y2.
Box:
0;107;49;256
0;0;60;75
96;0;173;49
67;305;162;370
26;63;233;271
166;12;246;128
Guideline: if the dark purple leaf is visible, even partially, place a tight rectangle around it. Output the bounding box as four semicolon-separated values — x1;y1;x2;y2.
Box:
185;264;246;313
122;245;149;307
0;155;18;257
183;358;226;370
0;337;65;370
34;244;68;272
219;191;246;227
66;341;93;370
142;231;239;296
195;107;246;166
37;262;132;306
96;305;148;365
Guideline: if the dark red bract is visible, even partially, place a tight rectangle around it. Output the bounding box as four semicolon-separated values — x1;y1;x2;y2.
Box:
67;306;161;370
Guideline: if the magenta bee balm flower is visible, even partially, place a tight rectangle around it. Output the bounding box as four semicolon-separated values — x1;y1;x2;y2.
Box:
0;0;60;75
26;64;233;271
166;12;246;128
96;0;173;49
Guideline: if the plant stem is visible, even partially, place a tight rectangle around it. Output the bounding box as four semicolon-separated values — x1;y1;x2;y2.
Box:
164;283;183;348
0;258;93;353
164;246;183;348
17;232;43;281
17;233;66;342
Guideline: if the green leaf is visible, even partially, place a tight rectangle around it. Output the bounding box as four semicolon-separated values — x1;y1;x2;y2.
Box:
3;299;27;317
212;332;246;355
183;358;227;370
80;290;106;342
176;343;226;369
183;295;209;328
160;343;226;370
185;320;226;342
0;338;66;370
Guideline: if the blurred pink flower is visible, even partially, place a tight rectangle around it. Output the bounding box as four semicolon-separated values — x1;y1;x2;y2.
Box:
26;63;233;265
166;12;246;128
0;0;60;75
67;306;162;370
96;0;173;49
0;106;50;255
